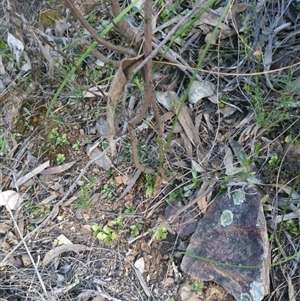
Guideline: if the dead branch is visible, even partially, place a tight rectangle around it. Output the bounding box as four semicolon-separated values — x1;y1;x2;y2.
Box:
63;0;136;57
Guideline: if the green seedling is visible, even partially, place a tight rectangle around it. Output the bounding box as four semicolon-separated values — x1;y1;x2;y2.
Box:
56;153;66;165
254;142;262;157
49;128;69;146
156;226;168;240
96;225;118;244
91;224;102;236
72;140;82;153
245;84;292;130
183;168;201;196
102;140;109;149
130;224;143;237
145;174;155;196
285;134;300;148
190;280;204;295
168;187;184;203
124;207;135;214
0;129;10;156
134;76;145;93
88;13;97;24
75;177;97;209
111;216;123;229
268;154;280;166
261;194;270;203
101;183;114;202
25;203;51;219
286;220;300;236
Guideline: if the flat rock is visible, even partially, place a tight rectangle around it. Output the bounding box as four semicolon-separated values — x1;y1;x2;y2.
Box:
181;186;270;301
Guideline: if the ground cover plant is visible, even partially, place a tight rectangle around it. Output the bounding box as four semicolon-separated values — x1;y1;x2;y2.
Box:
0;0;300;300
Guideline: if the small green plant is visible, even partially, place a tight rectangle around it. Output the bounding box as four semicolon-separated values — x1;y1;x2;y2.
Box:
25;202;51;218
49;128;69;146
145;174;155;196
133;76;145;93
268;154;280;166
96;225;118;244
88;13;97;24
285;134;300;148
286;220;300;236
72;140;82;153
156;226;168;240
124;207;135;214
102;140;109;149
91;224;102;236
0;129;10;156
190;280;204;295
111;216;123;229
56;153;66;165
130;224;143;237
168;187;184;203
75;177;96;209
101;183;114;202
245;85;291;130
183;168;201;196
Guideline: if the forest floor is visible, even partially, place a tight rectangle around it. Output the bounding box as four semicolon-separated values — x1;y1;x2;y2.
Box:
0;1;300;301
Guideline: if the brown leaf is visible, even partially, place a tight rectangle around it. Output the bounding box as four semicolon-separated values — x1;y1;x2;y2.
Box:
40;161;76;175
153;175;163;197
169;92;201;147
107;55;144;156
286;272;297;301
43;244;93;266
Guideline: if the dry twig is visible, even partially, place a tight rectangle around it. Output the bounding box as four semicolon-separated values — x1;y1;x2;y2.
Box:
63;0;136;57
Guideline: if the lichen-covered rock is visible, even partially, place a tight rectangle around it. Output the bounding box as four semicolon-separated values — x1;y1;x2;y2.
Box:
181;186;270;301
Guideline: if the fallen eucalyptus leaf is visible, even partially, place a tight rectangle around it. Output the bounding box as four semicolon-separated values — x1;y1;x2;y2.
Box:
43;244;92;266
188;80;215;105
0;190;23;210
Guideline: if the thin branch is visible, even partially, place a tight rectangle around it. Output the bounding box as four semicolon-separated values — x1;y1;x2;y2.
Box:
133;1;209;74
63;0;136;57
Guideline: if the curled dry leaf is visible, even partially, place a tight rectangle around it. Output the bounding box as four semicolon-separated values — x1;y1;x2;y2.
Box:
86;144;111;171
170;92;201;147
107;55;144;156
7;32;24;63
188;80;215;105
134;257;145;274
156;91;173;110
83;85;109;98
42;244;93;266
0;190;23;210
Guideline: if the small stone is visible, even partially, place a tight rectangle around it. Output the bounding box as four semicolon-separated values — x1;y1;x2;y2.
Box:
179;284;199;301
22;254;31;267
165;277;174;285
115;176;123;185
92;168;100;174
